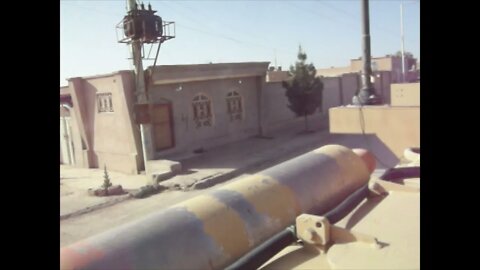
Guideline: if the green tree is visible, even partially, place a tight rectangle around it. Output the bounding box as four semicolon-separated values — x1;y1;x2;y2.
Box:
282;46;323;132
102;165;112;195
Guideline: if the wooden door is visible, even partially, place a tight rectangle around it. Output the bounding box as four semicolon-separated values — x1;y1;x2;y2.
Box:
151;104;174;151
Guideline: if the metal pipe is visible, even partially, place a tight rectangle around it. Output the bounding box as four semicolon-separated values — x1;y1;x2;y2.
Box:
60;145;372;270
225;226;297;270
226;184;370;270
361;0;373;91
354;0;380;105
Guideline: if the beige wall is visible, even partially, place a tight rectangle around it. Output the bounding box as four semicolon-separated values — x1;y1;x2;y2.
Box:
316;66;352;77
322;77;342;112
67;71;141;174
350;58;361;72
351;57;394;72
374;71;392;104
149;77;262;157
266;71;290;82
391;83;420;106
341;73;360;105
148;62;269;85
329;106;420;158
145;62;269;157
263;82;296;128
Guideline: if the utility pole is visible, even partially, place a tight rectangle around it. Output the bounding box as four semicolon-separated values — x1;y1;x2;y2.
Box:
353;0;380;105
118;1;175;172
400;2;406;82
128;0;155;168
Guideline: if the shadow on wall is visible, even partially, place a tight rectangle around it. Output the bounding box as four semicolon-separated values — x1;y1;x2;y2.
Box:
86;82;98;168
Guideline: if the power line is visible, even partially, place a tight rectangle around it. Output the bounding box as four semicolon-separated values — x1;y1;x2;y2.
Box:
160;1;296;58
283;1;360;33
315;1;419;46
60;1;124;17
168;0;267;42
61;0;284;56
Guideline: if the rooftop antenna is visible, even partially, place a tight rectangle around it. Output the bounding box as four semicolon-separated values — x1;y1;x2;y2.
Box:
274;49;277;69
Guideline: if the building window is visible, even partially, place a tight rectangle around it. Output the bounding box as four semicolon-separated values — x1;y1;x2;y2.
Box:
192;94;213;128
97;93;113;113
226;91;243;121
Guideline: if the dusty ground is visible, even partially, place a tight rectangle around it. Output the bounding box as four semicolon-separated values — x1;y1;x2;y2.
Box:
59;174;245;247
60;166;148;217
60;118;394;247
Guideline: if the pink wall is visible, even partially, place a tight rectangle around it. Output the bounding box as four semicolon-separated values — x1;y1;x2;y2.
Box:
67;72;141;174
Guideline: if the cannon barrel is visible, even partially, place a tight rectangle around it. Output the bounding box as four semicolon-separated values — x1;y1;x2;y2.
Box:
60;145;372;270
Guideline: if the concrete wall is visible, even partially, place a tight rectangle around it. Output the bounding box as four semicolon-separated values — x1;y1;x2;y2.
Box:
351;57;394;72
149;77;261;157
318;72;392;105
263;80;332;132
341;73;360;105
391;83;420;106
374;71;392;104
67;71;141;174
266;71;290;82
263;82;296;129
316;66;351;77
329;106;420;158
71;109;85;167
322;77;342;112
148;62;269;85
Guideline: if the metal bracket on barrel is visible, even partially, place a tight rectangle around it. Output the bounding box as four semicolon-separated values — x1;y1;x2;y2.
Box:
295;214;381;253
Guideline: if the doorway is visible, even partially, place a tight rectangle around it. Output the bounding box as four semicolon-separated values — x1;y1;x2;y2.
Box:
151;103;175;151
60;116;75;165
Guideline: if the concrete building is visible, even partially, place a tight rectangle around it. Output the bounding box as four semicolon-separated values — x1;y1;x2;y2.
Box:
60;62;319;174
266;67;290;82
60;71;141;174
144;62;270;158
316;54;419;83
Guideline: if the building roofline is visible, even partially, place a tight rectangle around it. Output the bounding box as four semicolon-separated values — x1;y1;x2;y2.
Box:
66;70;133;82
148;62;270;85
146;62;270;71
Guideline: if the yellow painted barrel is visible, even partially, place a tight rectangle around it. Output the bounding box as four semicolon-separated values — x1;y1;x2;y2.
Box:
60;145;371;270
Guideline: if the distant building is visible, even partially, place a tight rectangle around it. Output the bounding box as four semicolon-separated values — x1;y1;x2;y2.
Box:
316;54;419;83
266;66;291;82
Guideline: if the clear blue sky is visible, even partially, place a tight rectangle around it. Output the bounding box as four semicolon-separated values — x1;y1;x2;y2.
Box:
60;0;420;86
